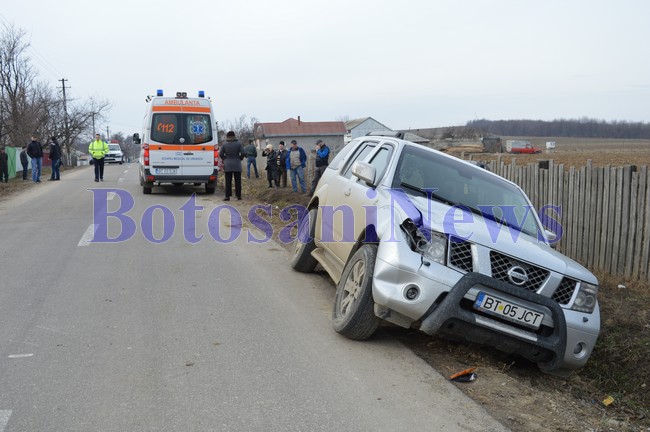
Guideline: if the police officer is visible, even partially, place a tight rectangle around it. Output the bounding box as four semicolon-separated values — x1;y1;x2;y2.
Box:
88;133;109;182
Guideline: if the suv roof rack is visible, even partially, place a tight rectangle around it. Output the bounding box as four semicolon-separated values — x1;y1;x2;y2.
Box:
365;130;404;139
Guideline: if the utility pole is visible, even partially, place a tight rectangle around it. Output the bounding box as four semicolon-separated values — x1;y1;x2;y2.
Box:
59;78;70;164
106;126;110;142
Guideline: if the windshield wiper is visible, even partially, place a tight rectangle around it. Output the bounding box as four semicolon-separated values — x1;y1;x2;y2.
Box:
466;205;536;236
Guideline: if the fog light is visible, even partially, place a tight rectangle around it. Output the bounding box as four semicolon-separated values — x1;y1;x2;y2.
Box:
573;342;587;359
405;286;420;300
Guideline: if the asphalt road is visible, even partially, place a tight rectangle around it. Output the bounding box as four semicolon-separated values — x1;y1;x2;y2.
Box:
0;164;508;432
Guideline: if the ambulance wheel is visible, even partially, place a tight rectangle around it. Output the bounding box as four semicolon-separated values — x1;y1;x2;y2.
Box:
143;183;152;194
205;183;215;194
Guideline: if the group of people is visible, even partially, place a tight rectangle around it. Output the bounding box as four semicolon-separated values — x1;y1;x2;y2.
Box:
0;135;63;183
218;132;330;200
261;141;289;189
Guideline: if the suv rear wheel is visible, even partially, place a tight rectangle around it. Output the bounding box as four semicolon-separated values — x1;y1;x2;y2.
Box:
332;244;380;340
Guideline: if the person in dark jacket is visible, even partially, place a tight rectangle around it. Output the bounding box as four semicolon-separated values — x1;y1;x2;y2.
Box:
20;146;29;180
49;136;62;181
245;139;259;179
26;135;44;183
0;147;8;183
262;144;279;188
275;141;288;188
219;131;245;201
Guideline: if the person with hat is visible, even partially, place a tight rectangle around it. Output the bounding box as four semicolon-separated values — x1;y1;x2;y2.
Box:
310;139;330;196
285;139;307;193
219;130;246;200
262;143;279;188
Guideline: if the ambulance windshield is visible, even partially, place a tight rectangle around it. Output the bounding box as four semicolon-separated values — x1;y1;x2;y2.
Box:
151;113;213;144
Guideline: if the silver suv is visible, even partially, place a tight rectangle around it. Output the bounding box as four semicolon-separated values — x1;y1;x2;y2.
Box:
105;143;124;164
291;134;600;375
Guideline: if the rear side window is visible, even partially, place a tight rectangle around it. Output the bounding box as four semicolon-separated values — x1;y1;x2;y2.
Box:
151;113;213;144
328;142;355;170
341;143;377;179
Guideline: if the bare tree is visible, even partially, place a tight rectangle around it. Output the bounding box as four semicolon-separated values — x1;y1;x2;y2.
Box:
221;114;258;144
1;23;112;165
64;97;110;162
0;23;39;147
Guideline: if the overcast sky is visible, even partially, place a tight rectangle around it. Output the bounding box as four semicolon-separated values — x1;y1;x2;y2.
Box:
2;0;649;136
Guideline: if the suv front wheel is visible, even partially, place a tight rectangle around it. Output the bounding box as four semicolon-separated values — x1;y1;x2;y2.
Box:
332;244;380;340
291;208;318;272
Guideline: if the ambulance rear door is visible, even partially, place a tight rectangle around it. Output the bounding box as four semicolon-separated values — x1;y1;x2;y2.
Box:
180;110;215;178
148;100;215;179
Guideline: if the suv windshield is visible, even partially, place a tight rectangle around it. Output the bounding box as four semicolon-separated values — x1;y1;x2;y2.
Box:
391;145;541;237
151;113;213;144
108;145;121;151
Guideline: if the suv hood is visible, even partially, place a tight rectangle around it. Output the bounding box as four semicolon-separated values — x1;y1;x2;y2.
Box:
403;193;597;284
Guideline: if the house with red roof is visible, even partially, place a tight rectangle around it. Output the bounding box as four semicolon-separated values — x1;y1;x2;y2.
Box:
253;117;346;154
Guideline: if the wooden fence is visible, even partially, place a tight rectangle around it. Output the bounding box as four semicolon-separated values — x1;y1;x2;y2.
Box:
468;156;649;281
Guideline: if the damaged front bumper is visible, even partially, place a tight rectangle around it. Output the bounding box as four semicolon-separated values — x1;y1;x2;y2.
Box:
371;239;597;374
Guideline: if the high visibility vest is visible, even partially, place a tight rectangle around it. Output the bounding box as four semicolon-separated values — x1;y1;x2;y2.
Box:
89;140;108;158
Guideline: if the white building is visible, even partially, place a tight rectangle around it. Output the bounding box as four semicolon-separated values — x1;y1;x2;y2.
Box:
344;117;393;142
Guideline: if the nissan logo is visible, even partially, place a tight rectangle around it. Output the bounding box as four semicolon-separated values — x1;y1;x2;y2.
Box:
507;266;529;286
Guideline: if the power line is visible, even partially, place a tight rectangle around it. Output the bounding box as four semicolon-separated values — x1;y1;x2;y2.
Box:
0;13;64;81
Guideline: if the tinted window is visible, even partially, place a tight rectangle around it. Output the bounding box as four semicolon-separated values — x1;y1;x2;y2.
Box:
151;113;213;144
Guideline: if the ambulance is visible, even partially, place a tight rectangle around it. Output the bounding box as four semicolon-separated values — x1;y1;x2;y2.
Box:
133;90;218;194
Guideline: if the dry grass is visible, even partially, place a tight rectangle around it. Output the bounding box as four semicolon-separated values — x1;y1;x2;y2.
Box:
576;275;650;419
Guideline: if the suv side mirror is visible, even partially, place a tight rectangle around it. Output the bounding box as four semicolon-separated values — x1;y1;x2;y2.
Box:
133;133;141;145
351;161;376;186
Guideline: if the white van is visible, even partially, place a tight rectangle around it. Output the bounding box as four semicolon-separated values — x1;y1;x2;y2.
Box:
133;90;218;194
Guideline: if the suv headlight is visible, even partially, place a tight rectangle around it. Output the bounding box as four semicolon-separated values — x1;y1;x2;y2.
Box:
572;282;598;313
413;230;447;265
401;220;447;265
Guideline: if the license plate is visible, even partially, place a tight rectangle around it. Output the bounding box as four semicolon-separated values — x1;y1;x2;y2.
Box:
474;292;544;330
156;168;177;174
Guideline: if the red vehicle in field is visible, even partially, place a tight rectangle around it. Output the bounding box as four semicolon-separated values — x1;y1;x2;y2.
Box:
506;140;542;154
